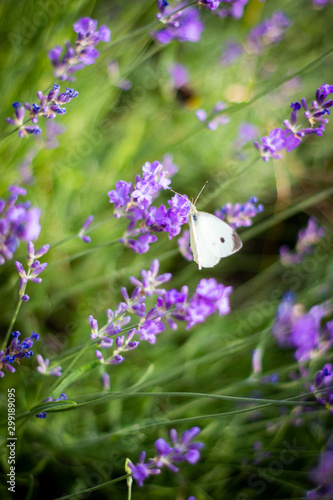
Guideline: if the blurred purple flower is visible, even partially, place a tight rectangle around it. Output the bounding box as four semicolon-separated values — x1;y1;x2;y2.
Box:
309;363;333;415
79;215;94;243
154;2;204;44
233;122;259;155
217;0;249;19
0;187;42;265
280;218;326;266
272;293;332;362
246;11;291;54
215;196;263;229
6;102;41;137
168;63;189;89
178;230;193;261
196;101;230;130
128;426;203;486
48;17;111;81
220;39;243;66
0;331;39;378
306;443;333;498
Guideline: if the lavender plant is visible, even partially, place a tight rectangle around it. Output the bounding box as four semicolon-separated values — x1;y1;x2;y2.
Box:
1;1;333;499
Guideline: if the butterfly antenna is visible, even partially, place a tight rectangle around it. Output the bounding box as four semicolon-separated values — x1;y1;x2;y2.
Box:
194;181;208;205
170;189;189;203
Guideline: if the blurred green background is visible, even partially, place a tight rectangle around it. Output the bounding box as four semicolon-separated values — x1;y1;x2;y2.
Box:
0;0;333;498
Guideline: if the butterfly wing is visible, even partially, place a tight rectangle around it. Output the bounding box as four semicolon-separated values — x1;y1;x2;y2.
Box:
189;211;242;269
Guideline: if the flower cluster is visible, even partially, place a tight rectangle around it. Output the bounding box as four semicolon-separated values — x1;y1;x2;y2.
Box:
215;197;263;229
306;443;333;499
280;218;326;266
154;2;204;44
15;242;49;301
246;11;291;54
107;160;189;254
196;101;230;130
0;186;41;265
90;259;233;365
48;17;111;81
0;331;39;378
272;292;332;362
217;0;250;19
36;354;62;377
7;85;78;137
199;0;222;10
309;363;333;415
254;83;333;161
128;426;204;486
36;393;67;419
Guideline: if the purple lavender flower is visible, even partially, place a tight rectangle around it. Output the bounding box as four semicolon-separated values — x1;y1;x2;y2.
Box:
199;0;222;10
35;393;67;418
90;259;232;364
233;122;259;156
255;83;333;160
312;0;333;7
309;364;333;415
254;128;286;161
15;242;49;301
48;17;111;81
217;0;249;19
79;215;94;243
280;218;326;266
215;197;263;229
306;443;333;498
0;331;39;377
220;39;243;66
154;2;204;44
6;102;41;137
128;426;203;486
196;101;230;130
108;160;189;254
246;11;291;54
272;293;332;362
36;354;62;377
168;63;189;89
0;187;42;265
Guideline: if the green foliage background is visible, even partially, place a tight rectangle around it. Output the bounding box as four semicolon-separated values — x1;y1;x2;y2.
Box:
0;0;333;499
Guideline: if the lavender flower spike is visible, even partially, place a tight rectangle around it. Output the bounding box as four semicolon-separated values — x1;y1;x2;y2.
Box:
6;102;41;137
15;242;49;301
49;17;111;81
280;217;325;266
128;426;204;486
215;197;263;230
36;354;62;377
154;2;204;44
0;331;39;377
0;187;42;265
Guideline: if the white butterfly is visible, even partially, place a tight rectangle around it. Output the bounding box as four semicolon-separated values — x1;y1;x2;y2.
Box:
188;201;242;270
